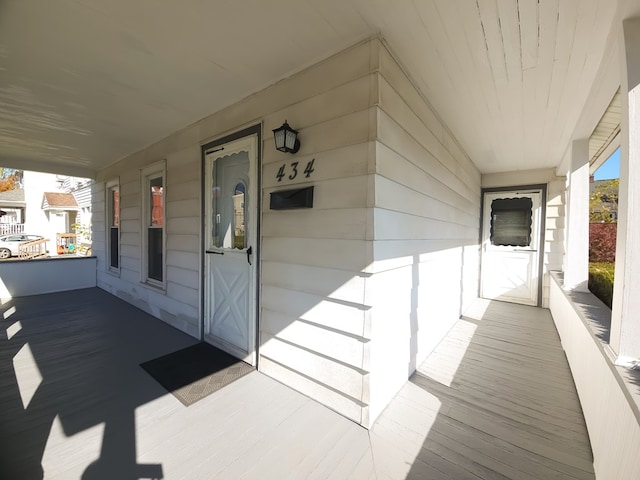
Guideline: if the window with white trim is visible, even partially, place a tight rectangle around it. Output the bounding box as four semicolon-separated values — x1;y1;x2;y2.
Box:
106;180;120;271
141;163;166;286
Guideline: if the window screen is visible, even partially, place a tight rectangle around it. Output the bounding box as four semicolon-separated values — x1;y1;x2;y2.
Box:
490;197;533;247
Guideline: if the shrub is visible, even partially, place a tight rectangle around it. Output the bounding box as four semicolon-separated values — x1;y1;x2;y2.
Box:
589;223;617;262
588;262;615;308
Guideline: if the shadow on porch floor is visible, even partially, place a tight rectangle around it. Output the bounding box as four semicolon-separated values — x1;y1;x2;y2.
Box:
0;288;593;479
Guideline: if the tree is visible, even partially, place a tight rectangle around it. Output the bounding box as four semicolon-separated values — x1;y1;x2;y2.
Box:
0;168;22;192
590;179;619;223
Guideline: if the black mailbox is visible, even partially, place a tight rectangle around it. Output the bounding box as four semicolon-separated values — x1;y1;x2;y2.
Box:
270;186;314;210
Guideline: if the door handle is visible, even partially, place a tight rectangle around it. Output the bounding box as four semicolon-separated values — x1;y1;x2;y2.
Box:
246;246;252;265
206;250;224;255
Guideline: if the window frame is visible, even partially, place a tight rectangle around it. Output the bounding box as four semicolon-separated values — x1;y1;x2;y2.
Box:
140;161;166;289
105;179;120;274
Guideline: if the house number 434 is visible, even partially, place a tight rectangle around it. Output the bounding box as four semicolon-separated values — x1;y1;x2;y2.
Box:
276;159;315;182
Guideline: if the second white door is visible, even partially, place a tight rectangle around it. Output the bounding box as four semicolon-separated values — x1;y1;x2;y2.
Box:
480;189;543;306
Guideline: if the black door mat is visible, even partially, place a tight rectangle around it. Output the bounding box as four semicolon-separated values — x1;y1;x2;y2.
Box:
140;342;254;406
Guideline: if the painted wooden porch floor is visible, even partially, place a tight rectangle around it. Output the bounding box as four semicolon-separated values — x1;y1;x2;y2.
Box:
0;288;594;479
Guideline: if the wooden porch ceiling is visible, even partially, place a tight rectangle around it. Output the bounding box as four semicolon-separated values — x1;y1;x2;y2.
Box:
1;289;594;479
0;1;635;177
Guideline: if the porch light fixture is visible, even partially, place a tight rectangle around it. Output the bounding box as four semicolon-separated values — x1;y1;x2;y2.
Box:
272;121;300;154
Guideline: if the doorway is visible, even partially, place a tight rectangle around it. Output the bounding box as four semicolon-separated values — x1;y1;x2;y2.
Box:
480;187;545;306
203;131;259;365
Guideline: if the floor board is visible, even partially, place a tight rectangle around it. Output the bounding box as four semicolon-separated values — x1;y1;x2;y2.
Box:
0;290;594;479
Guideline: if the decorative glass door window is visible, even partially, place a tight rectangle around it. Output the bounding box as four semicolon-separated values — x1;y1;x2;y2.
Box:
490;197;533;247
210;153;249;250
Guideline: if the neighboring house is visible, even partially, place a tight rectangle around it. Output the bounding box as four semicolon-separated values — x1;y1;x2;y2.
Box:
4;3;640;478
4;172;94;254
41;191;79;248
0;188;25;234
590;178;619;221
61;176;93;242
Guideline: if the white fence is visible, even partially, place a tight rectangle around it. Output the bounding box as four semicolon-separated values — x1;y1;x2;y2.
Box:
0;256;97;297
0;223;25;235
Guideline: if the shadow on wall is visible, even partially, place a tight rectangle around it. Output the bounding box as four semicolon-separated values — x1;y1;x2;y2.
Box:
259;238;479;425
0;288;197;479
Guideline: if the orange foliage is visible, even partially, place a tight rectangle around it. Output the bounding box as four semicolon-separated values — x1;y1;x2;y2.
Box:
0;176;18;192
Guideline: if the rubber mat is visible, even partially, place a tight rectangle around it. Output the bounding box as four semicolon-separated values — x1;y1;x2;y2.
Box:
140;342;253;406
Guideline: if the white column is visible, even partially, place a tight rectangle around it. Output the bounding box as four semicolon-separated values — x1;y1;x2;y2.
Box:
563;139;590;292
611;18;640;364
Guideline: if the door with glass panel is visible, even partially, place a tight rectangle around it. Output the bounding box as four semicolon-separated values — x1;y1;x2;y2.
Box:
204;134;257;364
480;189;543;306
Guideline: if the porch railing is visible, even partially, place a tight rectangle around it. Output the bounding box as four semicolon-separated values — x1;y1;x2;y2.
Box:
18;238;49;260
0;223;25;235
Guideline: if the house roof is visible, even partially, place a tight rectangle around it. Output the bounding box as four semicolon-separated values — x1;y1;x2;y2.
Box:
42;192;79;210
0;188;26;206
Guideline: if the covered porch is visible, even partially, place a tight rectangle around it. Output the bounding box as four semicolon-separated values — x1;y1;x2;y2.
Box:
1;287;594;479
4;1;640;477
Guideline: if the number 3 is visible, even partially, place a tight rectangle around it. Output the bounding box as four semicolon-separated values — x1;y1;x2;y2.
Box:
288;162;298;180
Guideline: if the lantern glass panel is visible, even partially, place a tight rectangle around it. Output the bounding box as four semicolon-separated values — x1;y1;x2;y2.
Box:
285;130;297;150
274;129;285;150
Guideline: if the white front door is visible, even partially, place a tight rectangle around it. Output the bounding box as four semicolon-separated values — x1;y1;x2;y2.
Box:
480;189;543;306
204;134;258;364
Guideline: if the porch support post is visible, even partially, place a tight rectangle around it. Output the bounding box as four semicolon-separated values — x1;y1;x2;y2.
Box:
563;139;590;292
611;18;640;364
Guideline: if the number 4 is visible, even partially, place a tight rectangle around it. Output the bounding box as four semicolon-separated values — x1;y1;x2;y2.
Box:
304;159;315;178
276;164;286;182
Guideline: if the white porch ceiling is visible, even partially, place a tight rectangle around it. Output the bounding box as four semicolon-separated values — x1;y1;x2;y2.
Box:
0;0;634;177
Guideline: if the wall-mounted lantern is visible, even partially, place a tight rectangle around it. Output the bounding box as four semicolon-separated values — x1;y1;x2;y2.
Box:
272;121;300;154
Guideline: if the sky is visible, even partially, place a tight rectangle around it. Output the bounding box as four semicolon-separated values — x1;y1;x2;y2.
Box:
594;147;620;180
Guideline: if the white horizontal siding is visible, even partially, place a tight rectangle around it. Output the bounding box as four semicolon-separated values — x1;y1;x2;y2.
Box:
263;175;371;211
374;175;478;229
166;234;199;254
261;309;368;370
261;261;367;304
376;142;477;217
258;357;365;424
263;108;374;167
261;285;368;338
262;208;369;241
366;43;481;425
373;208;477;241
261;237;371;273
260;334;365;401
90;37;486;427
376;109;479;205
71;185;92;208
93;142;202;335
263;142;372;188
92;39;384;425
377;72;479;192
